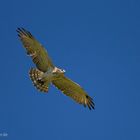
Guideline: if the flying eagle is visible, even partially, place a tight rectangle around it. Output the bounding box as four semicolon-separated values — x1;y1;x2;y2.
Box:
17;28;95;110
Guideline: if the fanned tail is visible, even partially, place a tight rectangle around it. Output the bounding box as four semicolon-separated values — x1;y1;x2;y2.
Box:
29;68;49;92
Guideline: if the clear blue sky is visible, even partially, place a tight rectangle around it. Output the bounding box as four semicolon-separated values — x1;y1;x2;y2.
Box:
0;0;140;139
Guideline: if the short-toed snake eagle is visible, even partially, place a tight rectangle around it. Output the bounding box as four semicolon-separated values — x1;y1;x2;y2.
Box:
17;28;95;110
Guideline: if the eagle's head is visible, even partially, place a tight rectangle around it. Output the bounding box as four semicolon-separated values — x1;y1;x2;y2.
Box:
52;67;65;75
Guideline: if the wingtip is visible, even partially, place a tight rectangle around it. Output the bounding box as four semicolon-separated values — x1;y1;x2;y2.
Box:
16;27;23;32
16;27;33;38
86;95;95;110
16;27;24;35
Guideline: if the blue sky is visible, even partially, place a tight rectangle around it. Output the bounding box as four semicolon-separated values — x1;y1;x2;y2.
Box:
0;0;140;139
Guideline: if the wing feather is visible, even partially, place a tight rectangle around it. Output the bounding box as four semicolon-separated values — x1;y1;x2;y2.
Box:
52;75;95;110
17;28;54;72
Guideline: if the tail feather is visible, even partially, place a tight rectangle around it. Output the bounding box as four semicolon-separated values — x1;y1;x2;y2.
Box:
29;68;49;92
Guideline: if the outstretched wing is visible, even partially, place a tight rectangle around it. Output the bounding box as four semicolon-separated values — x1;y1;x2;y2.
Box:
52;75;95;110
17;28;54;72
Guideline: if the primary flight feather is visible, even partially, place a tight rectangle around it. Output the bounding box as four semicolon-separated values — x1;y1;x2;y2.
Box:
17;28;95;110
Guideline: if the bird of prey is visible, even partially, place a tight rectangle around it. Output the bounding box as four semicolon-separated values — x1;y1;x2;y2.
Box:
17;28;95;110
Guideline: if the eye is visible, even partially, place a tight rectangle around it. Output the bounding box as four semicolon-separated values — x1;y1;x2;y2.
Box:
62;69;66;73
